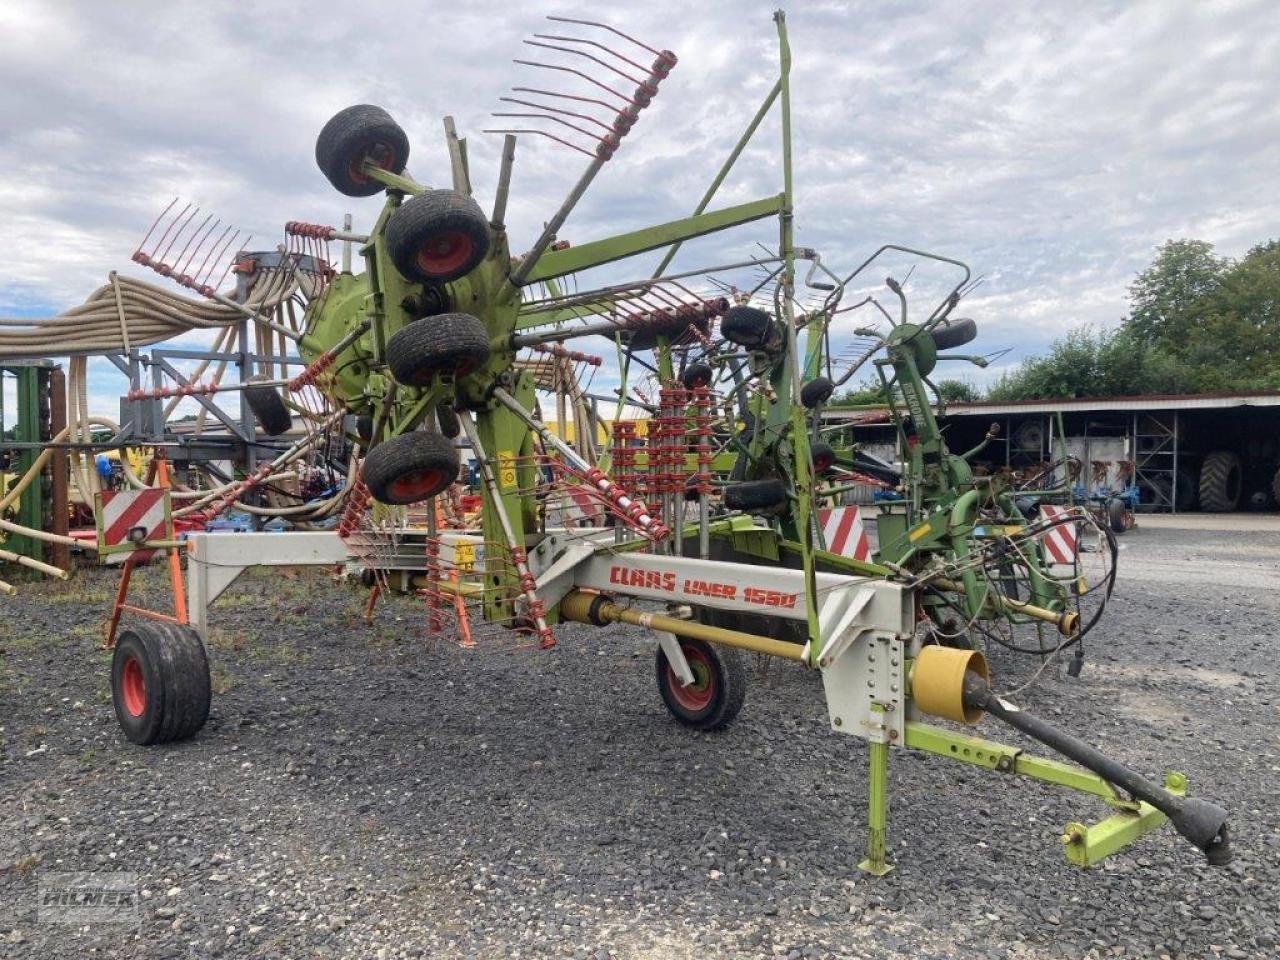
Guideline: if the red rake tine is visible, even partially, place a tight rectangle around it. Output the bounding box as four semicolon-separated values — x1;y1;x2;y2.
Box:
482;127;594;157
512;86;618;114
532;33;651;76
173;215;216;277
143;200;192;261
197;229;240;288
524;39;645;88
214;234;250;292
512;59;634;107
492;112;606;147
157;205;201;264
134;197;179;257
498;96;615;134
545;15;666;58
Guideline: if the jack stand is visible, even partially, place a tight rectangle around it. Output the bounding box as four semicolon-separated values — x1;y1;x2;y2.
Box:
859;706;894;876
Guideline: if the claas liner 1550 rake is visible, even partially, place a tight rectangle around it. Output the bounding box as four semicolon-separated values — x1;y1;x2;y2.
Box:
110;12;1229;875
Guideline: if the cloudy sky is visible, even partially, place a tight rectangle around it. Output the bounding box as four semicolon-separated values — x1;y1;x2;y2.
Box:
1;0;1277;415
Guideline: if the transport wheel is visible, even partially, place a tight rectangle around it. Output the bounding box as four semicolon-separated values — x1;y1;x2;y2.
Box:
244;375;292;436
385;312;491;387
385;189;490;284
800;376;835;408
315;105;410;198
724;478;787;513
655;636;746;731
436;403;461;440
111;622;211;746
721;305;777;350
811;441;836;475
930;317;978;350
363;431;459;505
680;362;713;389
1198;450;1242;512
1106;496;1127;534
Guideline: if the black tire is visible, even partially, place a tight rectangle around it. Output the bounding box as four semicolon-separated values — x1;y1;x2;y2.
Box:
315;105;409;198
385;189;490;283
655;636;746;731
724;478;787;512
800;376;835;409
721;305;776;349
680;362;713;390
1199;450;1242;512
363;431;459;505
1106;497;1127;534
1272;465;1280;507
355;414;375;446
811;441;836;475
1174;464;1198;511
111;622;211;745
386;312;491;387
930;318;978;350
244;376;291;436
436;403;461;439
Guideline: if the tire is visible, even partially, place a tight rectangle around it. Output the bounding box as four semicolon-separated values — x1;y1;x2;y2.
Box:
1272;465;1280;507
363;431;459;505
930;318;978;350
244;376;291;436
680;362;713;390
386;312;491;387
1174;464;1198;511
1198;450;1242;512
385;189;490;283
1106;497;1127;534
436;403;461;439
655;637;746;731
315;105;410;198
355;414;375;446
721;306;776;349
724;478;787;512
800;376;834;409
811;441;836;475
111;622;211;745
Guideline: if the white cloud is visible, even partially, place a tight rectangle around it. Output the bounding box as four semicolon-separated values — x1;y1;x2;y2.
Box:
0;0;1276;413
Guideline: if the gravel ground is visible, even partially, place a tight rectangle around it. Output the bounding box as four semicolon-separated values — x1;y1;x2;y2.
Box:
1;520;1277;959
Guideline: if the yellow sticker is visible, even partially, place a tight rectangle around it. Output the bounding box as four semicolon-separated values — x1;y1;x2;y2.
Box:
454;542;476;571
908;522;933;542
497;450;516;489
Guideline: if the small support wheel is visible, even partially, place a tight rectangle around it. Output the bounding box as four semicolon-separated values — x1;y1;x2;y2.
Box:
385;312;491;387
680;362;713;390
1106;496;1128;534
811;441;836;475
721;305;779;350
363;431;459;505
315;105;410;198
655;637;746;731
385;189;491;283
724;478;787;513
244;376;292;436
800;376;835;409
110;622;211;745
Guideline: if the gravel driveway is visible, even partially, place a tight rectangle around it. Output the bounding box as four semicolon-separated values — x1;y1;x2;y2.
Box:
1;520;1277;959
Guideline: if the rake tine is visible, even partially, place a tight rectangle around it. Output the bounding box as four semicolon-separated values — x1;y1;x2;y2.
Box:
157;205;201;263
492;111;605;145
146;201;193;260
524;39;645;87
512;58;633;106
532;33;651;75
198;229;240;287
545;15;665;58
173;214;215;276
483;128;595;157
214;234;250;292
499;96;614;133
135;197;179;255
512;86;617;114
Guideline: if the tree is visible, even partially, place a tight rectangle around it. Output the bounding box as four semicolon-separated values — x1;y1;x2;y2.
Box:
935;379;979;403
1126;239;1226;349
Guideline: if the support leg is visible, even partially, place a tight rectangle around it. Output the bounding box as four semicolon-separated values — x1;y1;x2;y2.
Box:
859;738;894;876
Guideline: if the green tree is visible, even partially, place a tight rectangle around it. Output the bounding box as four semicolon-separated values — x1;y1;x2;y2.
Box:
1126;239;1226;348
935;379;980;403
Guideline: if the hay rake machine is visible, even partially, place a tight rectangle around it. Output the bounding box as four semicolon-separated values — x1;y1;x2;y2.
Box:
104;11;1230;875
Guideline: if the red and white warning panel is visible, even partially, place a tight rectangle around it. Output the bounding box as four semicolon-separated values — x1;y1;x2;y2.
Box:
95;488;172;556
1037;505;1080;565
818;507;870;562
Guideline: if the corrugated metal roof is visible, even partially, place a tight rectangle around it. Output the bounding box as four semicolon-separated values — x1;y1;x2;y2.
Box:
825;390;1280;419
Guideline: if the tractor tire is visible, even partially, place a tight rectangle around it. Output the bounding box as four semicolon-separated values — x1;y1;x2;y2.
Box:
931;318;978;351
1198;450;1242;512
680;362;713;390
363;431;459;505
244;376;291;436
1272;465;1280;507
315;105;410;198
724;478;787;513
385;189;490;283
811;441;836;475
655;636;746;731
1174;464;1199;511
386;312;491;387
1106;497;1127;534
800;376;835;409
721;306;776;350
110;622;211;745
435;403;461;439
